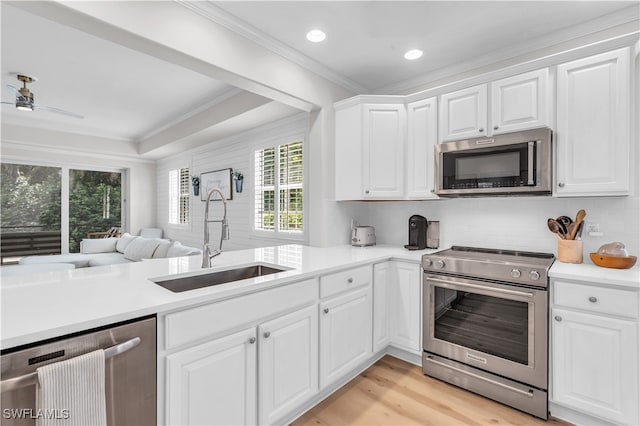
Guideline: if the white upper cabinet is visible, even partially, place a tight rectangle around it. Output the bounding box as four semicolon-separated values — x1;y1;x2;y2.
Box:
335;97;406;200
406;97;438;199
555;48;630;196
439;84;488;141
363;104;406;198
440;69;550;142
491;68;549;134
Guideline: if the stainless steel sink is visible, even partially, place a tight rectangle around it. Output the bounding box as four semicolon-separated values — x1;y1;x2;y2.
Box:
153;264;287;293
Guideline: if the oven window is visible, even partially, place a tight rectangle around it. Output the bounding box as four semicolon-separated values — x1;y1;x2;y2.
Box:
433;286;528;365
456;152;520;180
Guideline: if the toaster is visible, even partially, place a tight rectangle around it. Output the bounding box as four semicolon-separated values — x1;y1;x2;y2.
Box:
351;226;376;247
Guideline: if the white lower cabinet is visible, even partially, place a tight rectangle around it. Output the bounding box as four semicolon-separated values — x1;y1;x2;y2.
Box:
258;305;318;425
319;285;373;388
389;262;422;353
373;261;422;354
166;327;258;425
551;279;639;425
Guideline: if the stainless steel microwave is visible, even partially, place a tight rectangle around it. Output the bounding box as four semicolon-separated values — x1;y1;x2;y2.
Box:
435;127;552;196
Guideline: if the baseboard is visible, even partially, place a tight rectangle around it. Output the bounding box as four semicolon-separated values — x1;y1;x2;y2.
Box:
385;345;422;366
549;402;617;426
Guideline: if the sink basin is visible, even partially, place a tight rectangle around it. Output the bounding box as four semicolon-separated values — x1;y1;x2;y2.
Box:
153;264;287;293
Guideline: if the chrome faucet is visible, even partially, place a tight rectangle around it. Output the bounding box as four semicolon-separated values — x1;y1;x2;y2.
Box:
202;187;229;268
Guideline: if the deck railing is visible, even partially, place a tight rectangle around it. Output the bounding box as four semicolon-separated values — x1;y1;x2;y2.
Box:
0;227;62;264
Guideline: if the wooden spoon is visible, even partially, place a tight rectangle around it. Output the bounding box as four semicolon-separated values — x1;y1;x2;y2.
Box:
568;209;586;240
547;218;566;239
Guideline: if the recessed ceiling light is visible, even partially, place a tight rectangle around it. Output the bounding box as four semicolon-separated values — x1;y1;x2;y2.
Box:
404;49;423;60
306;29;326;43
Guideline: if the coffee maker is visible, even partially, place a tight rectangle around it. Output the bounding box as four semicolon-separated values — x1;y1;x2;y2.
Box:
404;215;439;250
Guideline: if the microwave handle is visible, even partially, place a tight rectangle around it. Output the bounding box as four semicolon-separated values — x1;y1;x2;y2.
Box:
527;141;535;185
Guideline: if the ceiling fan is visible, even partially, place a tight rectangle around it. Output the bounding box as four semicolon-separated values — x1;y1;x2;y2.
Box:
1;74;84;119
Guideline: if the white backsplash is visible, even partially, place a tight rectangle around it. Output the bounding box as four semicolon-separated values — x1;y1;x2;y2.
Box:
351;196;640;260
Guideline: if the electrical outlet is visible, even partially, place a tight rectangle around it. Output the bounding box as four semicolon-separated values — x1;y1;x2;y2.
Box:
585;222;603;237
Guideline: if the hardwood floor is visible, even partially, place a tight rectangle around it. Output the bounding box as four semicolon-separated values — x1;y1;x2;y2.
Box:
292;356;571;426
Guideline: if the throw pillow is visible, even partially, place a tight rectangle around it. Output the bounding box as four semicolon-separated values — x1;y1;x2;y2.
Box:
152;240;173;258
123;237;162;261
80;237;118;254
116;233;137;253
166;242;201;257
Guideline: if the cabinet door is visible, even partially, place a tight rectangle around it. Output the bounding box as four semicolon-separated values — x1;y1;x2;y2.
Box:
362;104;405;198
372;262;391;352
258;305;318;425
556;48;630;196
491;68;549;134
552;308;639;425
389;262;422;354
319;286;373;388
406;97;438;198
439;84;487;141
166;328;257;425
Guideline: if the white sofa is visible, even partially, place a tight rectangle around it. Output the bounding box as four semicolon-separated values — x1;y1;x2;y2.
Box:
18;233;201;268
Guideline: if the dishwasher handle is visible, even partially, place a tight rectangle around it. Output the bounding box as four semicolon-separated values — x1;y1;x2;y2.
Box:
1;337;141;393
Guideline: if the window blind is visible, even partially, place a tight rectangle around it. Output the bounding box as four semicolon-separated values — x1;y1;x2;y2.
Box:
169;167;189;225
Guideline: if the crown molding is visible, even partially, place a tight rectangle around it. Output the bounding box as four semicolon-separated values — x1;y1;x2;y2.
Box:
176;0;368;94
377;4;640;95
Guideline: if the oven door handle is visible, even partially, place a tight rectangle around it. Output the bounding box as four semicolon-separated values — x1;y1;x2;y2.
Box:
425;276;535;299
425;356;534;398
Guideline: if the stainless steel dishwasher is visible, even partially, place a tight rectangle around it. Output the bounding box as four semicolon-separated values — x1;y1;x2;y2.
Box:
1;315;156;426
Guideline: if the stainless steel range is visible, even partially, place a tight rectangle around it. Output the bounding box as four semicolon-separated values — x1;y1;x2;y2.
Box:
422;246;555;419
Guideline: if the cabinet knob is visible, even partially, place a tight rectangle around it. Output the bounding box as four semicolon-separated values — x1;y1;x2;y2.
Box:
323;308;329;314
249;337;256;344
493;125;499;130
430;189;435;193
479;128;484;133
365;190;370;194
558;182;565;188
263;331;271;338
347;278;353;283
588;296;598;303
554;316;562;322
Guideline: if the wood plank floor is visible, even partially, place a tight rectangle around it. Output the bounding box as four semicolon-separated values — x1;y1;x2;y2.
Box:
292;356;571;426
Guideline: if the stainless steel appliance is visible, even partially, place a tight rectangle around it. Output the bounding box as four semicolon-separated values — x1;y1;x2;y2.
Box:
404;215;439;250
1;316;156;426
435;127;552;196
422;247;555;419
351;226;376;246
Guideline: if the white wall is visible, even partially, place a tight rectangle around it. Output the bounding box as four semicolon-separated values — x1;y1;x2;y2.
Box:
157;114;316;250
351;196;639;258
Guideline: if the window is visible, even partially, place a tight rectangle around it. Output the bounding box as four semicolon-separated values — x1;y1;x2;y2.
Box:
169;167;190;225
255;140;303;235
0;163;123;260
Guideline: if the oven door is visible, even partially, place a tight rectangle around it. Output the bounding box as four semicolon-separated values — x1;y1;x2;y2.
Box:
423;273;547;389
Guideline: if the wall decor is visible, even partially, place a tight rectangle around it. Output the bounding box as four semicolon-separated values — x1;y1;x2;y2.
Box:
191;176;200;196
200;168;232;201
233;171;244;193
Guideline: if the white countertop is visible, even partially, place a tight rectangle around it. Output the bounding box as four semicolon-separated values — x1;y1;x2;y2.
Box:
0;244;431;349
3;244;638;350
549;260;640;288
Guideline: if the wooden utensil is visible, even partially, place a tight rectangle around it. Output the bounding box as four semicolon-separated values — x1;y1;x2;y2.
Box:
568;209;586;240
547;218;566;239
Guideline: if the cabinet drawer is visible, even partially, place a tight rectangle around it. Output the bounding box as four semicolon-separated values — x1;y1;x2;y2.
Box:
164;279;318;350
320;265;371;299
553;280;638;318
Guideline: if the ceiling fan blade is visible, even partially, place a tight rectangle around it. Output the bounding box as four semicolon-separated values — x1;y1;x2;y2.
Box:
5;84;26;100
33;103;84;119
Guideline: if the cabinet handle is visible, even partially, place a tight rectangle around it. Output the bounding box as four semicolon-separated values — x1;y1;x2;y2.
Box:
588;296;598;303
493;125;499;130
263;331;271;338
554;316;562;322
323;308;329;314
431;188;435;193
249;337;256;344
347;278;353;283
479;128;484;132
365;190;370;194
558;182;565;188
